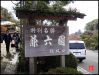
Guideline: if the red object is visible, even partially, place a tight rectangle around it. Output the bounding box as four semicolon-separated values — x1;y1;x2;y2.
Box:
89;65;94;71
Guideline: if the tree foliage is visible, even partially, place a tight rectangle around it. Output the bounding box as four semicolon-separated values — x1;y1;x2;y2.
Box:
1;6;16;22
81;19;98;50
1;7;11;20
85;19;98;31
36;1;49;11
15;1;73;12
15;1;76;27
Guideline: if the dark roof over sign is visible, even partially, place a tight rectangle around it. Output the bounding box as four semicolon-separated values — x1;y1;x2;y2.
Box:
16;9;86;20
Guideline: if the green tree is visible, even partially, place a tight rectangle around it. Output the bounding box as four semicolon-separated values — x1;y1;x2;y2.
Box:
15;1;77;27
81;19;98;50
1;6;17;22
85;19;98;31
15;1;73;11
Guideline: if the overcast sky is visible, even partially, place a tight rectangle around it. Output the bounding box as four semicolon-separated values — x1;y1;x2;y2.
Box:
1;1;98;34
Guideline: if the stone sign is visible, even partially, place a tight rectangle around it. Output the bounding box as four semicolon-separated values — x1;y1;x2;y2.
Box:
24;25;69;57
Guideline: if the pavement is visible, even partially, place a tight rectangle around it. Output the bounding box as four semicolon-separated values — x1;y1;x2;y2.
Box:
77;66;91;74
78;50;98;74
1;41;19;74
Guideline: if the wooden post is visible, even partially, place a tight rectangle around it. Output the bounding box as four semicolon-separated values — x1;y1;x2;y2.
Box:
61;20;69;67
27;19;37;74
29;58;37;74
61;55;65;67
22;18;37;74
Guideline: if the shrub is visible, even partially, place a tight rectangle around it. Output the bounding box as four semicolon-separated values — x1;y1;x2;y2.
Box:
40;67;82;74
37;56;60;72
65;53;78;69
37;53;78;73
17;44;29;74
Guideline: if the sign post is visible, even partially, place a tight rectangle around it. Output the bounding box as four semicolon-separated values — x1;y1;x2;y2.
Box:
61;25;69;67
29;58;37;74
61;55;65;67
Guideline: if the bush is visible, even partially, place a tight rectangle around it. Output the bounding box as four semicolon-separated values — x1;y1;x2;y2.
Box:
65;53;78;69
37;56;60;73
81;33;98;50
40;67;82;74
37;53;78;73
17;44;29;74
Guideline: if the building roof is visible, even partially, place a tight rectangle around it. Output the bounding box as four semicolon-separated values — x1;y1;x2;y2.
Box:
69;34;81;40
